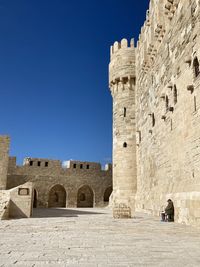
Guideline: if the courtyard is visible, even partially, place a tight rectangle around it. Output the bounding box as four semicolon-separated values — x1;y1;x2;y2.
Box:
0;208;200;267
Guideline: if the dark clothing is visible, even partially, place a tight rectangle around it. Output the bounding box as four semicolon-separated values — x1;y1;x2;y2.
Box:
165;201;174;215
165;200;174;222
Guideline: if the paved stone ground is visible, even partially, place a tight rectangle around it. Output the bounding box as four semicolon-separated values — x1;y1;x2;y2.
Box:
0;208;200;267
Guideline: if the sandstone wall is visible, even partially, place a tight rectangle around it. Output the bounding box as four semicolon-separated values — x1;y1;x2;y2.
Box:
7;157;112;208
0;182;33;219
109;39;137;218
135;0;200;226
0;190;10;219
0;136;10;190
9;182;33;219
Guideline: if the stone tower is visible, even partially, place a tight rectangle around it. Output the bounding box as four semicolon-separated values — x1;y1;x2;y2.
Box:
0;136;10;190
109;39;137;218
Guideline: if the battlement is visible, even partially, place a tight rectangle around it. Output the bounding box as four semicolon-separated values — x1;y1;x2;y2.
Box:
109;38;136;86
23;157;62;168
7;156;112;173
63;160;112;171
110;38;135;58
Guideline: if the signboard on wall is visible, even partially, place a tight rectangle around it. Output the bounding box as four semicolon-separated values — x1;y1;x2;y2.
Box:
18;188;30;196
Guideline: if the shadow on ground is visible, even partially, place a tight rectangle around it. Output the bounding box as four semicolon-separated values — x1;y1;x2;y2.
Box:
32;208;106;218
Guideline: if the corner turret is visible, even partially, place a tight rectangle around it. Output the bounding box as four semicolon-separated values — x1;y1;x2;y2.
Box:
109;39;137;218
109;38;135;88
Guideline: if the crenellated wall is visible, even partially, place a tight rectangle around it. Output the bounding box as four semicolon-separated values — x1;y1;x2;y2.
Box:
6;155;112;209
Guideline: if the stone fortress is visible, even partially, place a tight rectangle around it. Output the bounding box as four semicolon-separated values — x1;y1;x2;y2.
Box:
109;0;200;227
0;136;112;219
1;0;200;229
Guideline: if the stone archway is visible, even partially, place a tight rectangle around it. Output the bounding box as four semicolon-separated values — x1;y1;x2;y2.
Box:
33;189;38;208
104;186;112;203
77;185;94;207
48;184;66;208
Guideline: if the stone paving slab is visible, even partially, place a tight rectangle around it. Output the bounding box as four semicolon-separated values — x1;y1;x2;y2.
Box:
0;208;200;266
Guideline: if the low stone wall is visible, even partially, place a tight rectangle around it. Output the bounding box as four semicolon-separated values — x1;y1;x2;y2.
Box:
0;182;33;220
0;190;10;220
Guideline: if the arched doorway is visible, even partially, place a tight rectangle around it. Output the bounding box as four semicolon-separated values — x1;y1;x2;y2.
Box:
48;184;66;208
77;185;94;207
104;186;112;203
33;189;37;208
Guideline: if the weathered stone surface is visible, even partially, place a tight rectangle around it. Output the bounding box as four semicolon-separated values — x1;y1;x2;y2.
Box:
109;0;200;226
109;39;137;217
0;136;10;190
0;135;112;211
0;182;33;220
6;157;112;209
0;190;10;219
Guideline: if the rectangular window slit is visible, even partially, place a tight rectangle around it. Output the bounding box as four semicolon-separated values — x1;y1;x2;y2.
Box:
194;96;197;111
124;107;126;117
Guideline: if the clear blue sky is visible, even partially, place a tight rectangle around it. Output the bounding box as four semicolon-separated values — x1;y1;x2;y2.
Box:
0;0;149;165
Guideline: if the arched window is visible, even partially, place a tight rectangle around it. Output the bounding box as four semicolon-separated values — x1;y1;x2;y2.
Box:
48;184;66;208
193;57;200;78
104;187;112;202
77;185;94;207
174;85;177;104
123;142;127;148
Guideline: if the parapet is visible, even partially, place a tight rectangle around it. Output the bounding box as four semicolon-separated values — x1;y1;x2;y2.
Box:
23;157;62;168
109;38;136;86
63;160;102;171
110;38;135;58
104;163;112;171
63;160;112;172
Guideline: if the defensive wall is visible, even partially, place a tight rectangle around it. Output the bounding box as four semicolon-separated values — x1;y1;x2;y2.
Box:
6;154;112;209
136;0;200;227
109;0;200;226
0;136;112;213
